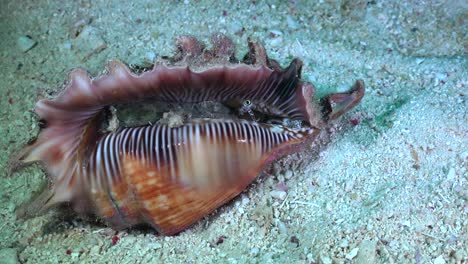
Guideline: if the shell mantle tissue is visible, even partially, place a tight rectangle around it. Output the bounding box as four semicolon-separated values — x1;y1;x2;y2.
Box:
14;35;364;235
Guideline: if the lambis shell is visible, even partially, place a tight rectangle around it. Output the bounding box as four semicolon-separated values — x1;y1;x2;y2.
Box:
14;35;364;235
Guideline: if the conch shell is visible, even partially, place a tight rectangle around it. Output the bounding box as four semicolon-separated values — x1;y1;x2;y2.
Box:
14;35;364;235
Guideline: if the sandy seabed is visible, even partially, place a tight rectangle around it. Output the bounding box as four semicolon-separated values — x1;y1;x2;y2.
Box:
0;1;466;263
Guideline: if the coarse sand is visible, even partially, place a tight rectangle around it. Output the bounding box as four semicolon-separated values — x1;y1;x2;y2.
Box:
0;1;466;263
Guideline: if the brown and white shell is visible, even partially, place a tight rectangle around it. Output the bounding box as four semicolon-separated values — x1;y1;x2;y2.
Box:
14;35;364;235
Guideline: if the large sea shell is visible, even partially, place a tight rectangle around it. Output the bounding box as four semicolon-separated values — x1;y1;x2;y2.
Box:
14;35;364;235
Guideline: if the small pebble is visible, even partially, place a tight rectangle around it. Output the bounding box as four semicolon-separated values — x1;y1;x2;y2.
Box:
345;247;359;260
459;150;468;160
434;72;446;81
433;255;446;264
267;37;283;47
286;16;299;29
148;50;158;59
238;207;244;214
147;242;162;250
355;240;377;264
17;36;37;52
270;190;287;200
320;255;332;264
227;21;243;34
62;41;72;50
345;179;355;192
268;30;282;39
339;239;349;248
446;167;456;181
241;195;250;205
277;221;288;233
250;247;259;256
401;220;411;227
